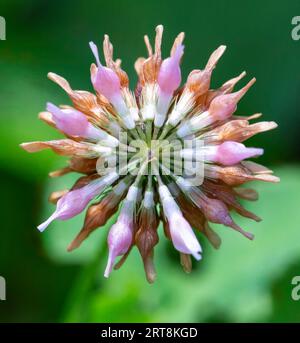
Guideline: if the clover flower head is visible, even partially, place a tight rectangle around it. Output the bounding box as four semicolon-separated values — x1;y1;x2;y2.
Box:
21;25;279;283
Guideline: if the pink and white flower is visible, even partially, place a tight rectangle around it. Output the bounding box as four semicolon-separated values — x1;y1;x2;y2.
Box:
21;25;279;282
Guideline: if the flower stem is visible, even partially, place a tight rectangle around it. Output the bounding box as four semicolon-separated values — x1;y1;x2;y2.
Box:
60;237;108;322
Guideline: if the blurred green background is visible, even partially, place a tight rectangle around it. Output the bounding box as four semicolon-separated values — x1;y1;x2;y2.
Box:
0;0;300;323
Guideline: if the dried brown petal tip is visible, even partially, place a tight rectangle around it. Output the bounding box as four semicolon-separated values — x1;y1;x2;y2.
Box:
203;223;222;249
48;189;68;204
180;253;192;273
49;167;72;178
